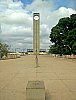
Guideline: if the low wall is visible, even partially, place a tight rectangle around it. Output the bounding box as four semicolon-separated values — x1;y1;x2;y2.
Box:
7;53;21;59
49;54;76;59
64;55;76;59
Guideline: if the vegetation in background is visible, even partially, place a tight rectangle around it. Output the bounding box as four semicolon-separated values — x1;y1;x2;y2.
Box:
0;42;8;58
49;14;76;55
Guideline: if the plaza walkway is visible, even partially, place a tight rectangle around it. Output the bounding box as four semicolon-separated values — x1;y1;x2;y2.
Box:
0;55;76;100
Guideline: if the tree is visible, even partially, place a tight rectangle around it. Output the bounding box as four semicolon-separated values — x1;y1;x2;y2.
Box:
0;42;8;58
50;14;76;55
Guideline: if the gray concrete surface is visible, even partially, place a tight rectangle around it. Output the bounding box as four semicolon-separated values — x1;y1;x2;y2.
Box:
26;81;45;100
0;55;76;100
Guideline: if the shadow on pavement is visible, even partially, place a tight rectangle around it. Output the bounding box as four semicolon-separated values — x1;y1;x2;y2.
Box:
45;90;51;100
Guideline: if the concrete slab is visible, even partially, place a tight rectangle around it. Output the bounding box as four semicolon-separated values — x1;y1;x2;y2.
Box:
72;92;76;100
26;81;45;100
44;80;68;93
0;89;26;100
62;80;76;92
55;72;76;80
37;72;58;80
49;92;74;100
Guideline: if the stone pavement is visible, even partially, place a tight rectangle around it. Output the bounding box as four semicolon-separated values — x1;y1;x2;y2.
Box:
0;55;76;100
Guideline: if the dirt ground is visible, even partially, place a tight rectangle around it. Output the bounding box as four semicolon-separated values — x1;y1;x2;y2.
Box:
0;55;76;100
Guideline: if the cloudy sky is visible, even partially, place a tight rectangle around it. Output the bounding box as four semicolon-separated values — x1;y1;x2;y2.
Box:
0;0;76;52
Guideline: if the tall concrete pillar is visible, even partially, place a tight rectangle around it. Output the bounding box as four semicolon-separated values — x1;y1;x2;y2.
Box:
33;13;40;54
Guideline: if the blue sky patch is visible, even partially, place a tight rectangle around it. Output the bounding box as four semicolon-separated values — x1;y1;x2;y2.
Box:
20;0;32;4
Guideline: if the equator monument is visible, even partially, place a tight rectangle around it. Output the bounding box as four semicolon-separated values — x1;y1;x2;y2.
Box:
26;13;45;100
33;13;40;54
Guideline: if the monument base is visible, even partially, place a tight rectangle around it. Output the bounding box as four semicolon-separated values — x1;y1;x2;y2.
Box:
26;81;45;100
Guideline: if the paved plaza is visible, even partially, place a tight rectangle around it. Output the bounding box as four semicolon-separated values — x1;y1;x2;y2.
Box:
0;55;76;100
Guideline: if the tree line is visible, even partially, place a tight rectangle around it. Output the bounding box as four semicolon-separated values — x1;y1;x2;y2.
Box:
49;14;76;55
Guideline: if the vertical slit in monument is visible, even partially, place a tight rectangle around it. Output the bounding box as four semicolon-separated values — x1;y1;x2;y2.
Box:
35;19;38;80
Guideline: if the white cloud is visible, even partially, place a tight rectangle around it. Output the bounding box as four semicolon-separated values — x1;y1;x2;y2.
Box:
26;0;54;11
8;1;23;9
1;11;32;25
46;7;76;27
1;24;32;36
0;0;76;51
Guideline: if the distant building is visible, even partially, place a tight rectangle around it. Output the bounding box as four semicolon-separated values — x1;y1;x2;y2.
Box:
27;49;47;55
27;49;33;52
27;49;33;55
39;49;47;55
40;49;46;52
